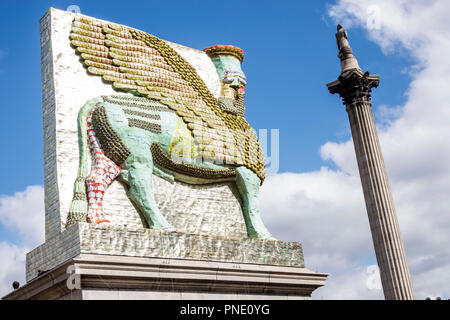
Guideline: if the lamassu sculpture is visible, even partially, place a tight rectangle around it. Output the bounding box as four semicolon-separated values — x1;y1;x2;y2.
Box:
67;16;272;239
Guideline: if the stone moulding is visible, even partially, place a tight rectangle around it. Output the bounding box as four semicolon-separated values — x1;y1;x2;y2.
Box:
26;222;305;283
5;253;327;300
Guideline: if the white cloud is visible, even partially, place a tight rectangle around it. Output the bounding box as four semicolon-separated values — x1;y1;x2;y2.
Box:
0;242;27;298
0;186;44;297
0;185;45;247
260;170;385;299
260;0;450;299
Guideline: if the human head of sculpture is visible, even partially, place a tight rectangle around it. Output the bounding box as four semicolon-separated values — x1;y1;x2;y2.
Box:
203;45;246;117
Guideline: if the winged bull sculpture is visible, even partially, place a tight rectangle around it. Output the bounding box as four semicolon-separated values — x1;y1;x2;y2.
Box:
66;16;272;239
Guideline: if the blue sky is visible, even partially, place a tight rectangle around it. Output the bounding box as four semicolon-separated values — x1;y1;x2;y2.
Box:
0;0;411;195
2;0;448;300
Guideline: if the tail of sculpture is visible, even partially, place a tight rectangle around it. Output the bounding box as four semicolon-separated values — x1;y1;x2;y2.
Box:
66;98;103;229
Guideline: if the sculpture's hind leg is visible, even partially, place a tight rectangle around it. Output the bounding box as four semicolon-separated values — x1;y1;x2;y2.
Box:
85;110;121;224
97;101;173;230
121;148;174;230
85;153;121;224
236;166;273;239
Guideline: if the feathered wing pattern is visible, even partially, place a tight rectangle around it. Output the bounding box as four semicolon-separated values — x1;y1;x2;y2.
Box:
70;15;266;182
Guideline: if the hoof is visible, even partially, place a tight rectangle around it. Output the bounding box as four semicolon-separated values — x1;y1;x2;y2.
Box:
249;232;276;240
94;219;110;224
161;226;176;232
260;235;277;241
150;224;176;232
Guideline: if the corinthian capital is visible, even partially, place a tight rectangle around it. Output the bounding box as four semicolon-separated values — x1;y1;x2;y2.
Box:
328;71;380;106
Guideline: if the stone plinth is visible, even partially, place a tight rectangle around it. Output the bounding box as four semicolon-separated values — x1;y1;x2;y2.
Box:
25;223;305;283
4;223;326;300
3;253;326;300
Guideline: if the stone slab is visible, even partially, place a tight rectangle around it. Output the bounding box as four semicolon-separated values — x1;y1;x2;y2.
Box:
26;223;305;282
4;253;326;300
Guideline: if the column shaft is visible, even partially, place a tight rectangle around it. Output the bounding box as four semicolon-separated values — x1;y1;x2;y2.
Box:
347;101;415;300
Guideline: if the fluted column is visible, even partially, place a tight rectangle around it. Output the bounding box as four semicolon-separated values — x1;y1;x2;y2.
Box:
327;72;415;300
326;24;415;299
348;100;415;300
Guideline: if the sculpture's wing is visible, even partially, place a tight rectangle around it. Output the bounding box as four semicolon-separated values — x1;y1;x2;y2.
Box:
70;15;265;182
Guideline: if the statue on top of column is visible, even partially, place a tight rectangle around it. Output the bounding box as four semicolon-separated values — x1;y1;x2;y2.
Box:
335;24;362;75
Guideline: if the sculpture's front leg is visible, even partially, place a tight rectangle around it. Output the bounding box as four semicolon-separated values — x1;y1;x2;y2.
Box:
121;150;174;230
236;166;273;239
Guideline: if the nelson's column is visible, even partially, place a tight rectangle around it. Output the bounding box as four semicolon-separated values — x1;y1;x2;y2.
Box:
326;25;415;300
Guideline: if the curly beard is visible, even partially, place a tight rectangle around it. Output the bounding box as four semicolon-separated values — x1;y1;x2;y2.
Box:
217;92;245;117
